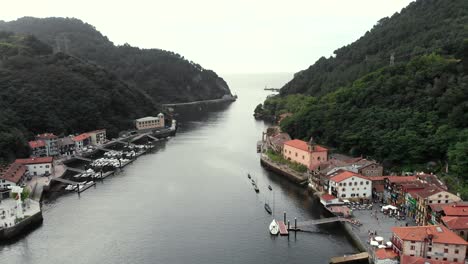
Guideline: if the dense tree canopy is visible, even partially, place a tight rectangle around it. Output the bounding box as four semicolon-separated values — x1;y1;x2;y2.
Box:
0;17;232;103
0;33;158;163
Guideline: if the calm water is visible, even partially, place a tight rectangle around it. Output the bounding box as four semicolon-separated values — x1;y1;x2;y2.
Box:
0;73;357;263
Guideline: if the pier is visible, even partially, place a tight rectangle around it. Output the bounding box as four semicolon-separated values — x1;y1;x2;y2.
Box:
329;252;369;264
277;221;289;236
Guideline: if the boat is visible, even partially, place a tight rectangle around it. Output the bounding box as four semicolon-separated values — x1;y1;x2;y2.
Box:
251;179;255;185
268;185;272;191
247;173;251;179
254;184;259;193
264;203;272;214
269;219;279;235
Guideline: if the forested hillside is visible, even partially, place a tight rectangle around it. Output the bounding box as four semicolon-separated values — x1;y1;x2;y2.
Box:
280;0;468;96
0;32;158;162
255;0;468;195
0;17;232;103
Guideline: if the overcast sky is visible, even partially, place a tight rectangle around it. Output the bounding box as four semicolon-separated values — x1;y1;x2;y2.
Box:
2;0;413;74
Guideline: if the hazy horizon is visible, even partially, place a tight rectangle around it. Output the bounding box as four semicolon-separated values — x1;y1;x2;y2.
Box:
2;0;414;74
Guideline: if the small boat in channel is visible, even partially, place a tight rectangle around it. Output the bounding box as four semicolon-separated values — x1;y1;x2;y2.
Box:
254;184;259;193
269;219;279;235
264;203;272;214
247;173;251;179
268;185;272;191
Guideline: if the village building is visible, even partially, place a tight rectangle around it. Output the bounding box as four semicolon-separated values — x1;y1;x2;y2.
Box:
328;170;371;201
373;248;399;264
35;133;59;156
0;162;27;198
58;136;76;155
15;157;53;176
135;113;165;130
29;140;47;157
72;133;91;150
400;255;462;264
392;225;468;263
283;138;328;171
413;188;462;226
383;176;418;205
87;129;107;145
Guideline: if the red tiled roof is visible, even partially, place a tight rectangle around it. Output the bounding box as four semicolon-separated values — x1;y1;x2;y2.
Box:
429;203;454;213
392;225;468;245
72;133;90;142
414;187;446;199
386;176;417;183
0;162;26;184
36;133;57;139
374;248;398;260
284;139;328;152
401;255;459;264
28;140;45;149
87;129;106;134
330;170;367;183
16;157;53;165
442;216;468;230
321;194;337;201
442;203;468;217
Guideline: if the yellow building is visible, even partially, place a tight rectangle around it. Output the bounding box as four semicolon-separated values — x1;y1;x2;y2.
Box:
135;113;165;130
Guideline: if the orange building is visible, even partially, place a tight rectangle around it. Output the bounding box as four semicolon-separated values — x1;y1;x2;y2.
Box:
283;138;328;170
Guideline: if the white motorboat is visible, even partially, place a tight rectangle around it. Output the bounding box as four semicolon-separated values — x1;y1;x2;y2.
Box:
269;219;279;235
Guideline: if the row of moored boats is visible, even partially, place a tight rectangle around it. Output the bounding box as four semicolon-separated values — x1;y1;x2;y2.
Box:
247;173;279;235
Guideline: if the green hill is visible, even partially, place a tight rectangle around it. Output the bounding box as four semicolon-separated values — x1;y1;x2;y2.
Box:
0;32;158;162
280;0;468;97
0;17;232;103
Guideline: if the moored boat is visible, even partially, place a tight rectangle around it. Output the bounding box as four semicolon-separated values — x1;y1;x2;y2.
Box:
264;203;272;214
268;185;272;191
247;173;251;179
254;184;259;193
269;219;279;235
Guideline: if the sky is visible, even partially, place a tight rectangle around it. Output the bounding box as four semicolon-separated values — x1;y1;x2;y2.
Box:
1;0;414;74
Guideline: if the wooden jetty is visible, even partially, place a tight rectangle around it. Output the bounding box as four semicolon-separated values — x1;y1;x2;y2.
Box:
295;217;353;228
51;177;80;185
277;221;289;236
330;252;369;264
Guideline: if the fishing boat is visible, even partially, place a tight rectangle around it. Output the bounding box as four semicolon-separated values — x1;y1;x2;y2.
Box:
269;219;279;235
264;203;272;214
251;179;256;185
247;173;251;179
268;185;272;191
254;184;259;193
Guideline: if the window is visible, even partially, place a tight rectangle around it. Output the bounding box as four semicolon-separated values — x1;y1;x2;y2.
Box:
352;188;355;191
428;247;432;252
302;156;305;160
438;194;442;198
318;157;321;161
354;182;358;186
444;248;448;253
410;245;415;250
445;195;449;198
429;200;433;204
284;150;287;153
289;151;291;154
460;231;464;236
411;241;415;244
343;183;346;187
364;187;366;190
360;181;363;185
366;181;369;185
445;200;449;203
427;256;431;259
339;183;342;187
295;153;298;157
363;193;366;197
454;259;458;263
438;200;441;203
351;194;355;197
443;258;447;261
357;188;359;191
455;249;459;254
342;188;346;192
341;194;346;198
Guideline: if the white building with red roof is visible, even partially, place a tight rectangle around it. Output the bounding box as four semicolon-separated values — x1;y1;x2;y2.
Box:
391;225;468;263
0;162;27;191
72;133;91;150
282;137;328;170
15;157;54;176
29;140;47;157
328;170;371;200
87;129;107;145
373;248;398;264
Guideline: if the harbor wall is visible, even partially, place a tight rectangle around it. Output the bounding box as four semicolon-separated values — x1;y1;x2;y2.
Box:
260;156;308;185
0;211;43;241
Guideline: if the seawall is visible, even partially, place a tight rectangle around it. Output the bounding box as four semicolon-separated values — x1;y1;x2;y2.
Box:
260;155;308;185
0;211;43;241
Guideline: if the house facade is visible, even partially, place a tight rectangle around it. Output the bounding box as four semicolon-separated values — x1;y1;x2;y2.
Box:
392;225;468;263
135;113;165;130
36;133;59;156
414;189;462;226
87;129;107;145
58;136;76;155
328;171;371;201
15;157;54;176
72;133;91;150
29;140;47;157
283;138;328;170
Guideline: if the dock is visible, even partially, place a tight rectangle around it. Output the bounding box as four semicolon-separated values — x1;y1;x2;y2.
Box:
277;221;289;236
329;252;369;264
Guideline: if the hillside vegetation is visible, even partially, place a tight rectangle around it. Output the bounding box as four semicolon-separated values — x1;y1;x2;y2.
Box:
0;32;158;162
0;17;232;103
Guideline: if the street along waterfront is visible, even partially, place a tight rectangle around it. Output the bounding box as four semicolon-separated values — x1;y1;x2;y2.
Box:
0;73;357;264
